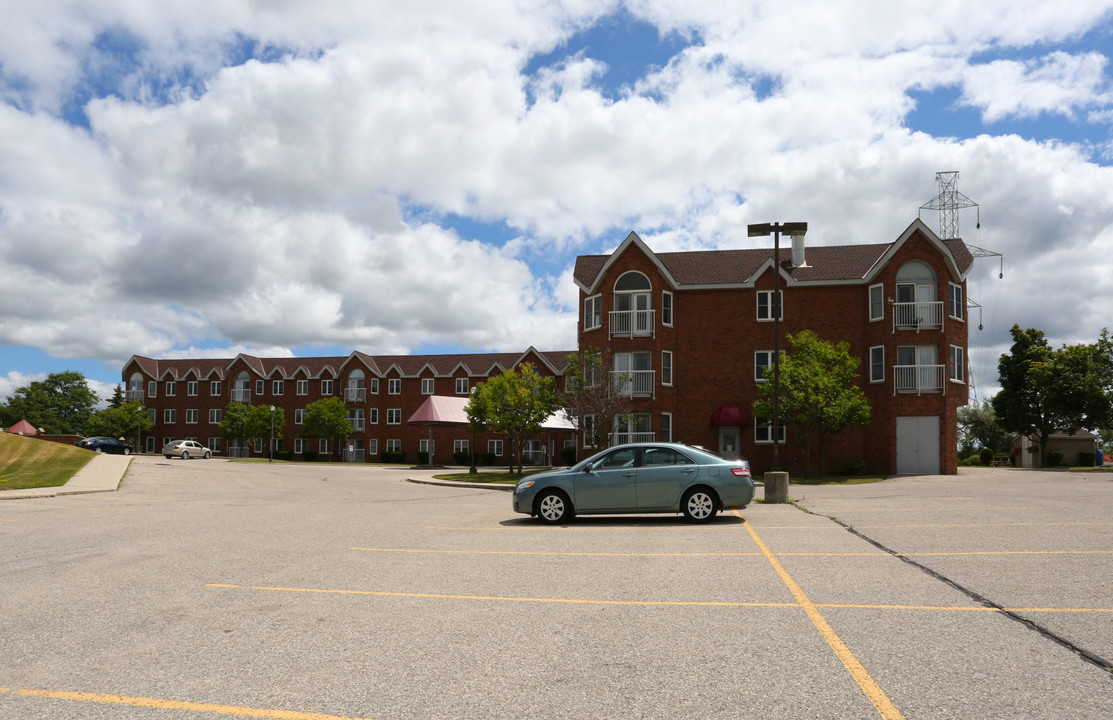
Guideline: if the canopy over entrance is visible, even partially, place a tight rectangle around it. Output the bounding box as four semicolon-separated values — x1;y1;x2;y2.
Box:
711;403;749;427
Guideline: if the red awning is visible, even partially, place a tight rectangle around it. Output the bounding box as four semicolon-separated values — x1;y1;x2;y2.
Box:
711;404;749;427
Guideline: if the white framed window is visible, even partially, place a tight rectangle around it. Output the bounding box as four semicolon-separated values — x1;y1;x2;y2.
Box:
421;378;435;395
488;439;504;456
208;437;221;453
584;294;602;331
148;381;157;398
419;438;434;453
187;381;198;396
165;381;176;397
210;380;222;396
294;438;306;454
869;283;885;322
755;351;774;382
662;351;673;386
321;379;333;395
162;436;173;447
454;439;469;454
272;380;284;395
950;345;965;383
660;412;672;443
209;408;222;424
368;439;378;455
869;346;885;383
254;379;263;395
662;291;673;326
388;378;401;394
164;409;176;423
296;379;308;395
370;378;380;395
755;420;786;444
386;439;401;453
456;377;469;394
369;408;379;424
148;409;156;423
185;409;198;424
252;439;262;453
948;283;964;321
348;408;365;431
387;408;401;424
756;290;782;321
294;409;306;425
319;439;332;454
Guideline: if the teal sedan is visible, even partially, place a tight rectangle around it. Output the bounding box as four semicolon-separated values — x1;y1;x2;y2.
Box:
513;443;754;524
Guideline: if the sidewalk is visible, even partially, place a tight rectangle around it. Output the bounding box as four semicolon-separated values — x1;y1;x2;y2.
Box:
0;453;131;500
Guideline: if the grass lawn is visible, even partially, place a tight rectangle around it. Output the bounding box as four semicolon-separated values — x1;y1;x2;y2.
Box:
432;468;553;485
0;433;94;491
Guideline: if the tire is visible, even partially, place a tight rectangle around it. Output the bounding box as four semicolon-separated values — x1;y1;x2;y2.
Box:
123;448;130;456
682;487;718;523
181;451;190;460
165;455;173;459
535;490;573;524
203;451;211;459
95;448;104;454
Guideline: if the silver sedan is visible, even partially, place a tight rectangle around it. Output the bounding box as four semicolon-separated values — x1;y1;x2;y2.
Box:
162;440;213;459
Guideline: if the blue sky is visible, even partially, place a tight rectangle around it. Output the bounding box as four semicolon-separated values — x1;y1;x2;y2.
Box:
2;1;1113;405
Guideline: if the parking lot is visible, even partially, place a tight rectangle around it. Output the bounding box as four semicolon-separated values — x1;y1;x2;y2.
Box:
1;457;1111;719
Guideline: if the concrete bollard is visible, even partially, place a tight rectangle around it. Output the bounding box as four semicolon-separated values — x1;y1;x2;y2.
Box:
764;471;789;503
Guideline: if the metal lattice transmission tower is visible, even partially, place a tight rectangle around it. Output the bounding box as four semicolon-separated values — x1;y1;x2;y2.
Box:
919;170;979;240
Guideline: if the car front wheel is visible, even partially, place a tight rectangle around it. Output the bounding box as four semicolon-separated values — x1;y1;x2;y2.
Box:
123;448;130;456
95;448;104;454
536;490;573;524
682;488;718;523
203;451;211;459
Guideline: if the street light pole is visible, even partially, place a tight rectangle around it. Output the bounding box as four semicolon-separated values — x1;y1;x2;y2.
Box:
137;405;143;455
747;221;807;471
269;405;275;462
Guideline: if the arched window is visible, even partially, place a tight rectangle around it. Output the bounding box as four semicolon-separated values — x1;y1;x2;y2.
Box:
347;369;366;402
233;370;251;402
894;261;940;329
612;271;653;337
128;372;143;402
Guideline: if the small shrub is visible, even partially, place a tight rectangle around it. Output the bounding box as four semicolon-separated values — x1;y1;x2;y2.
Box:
834;457;866;475
380;451;406;464
960;455;982;466
979;448;994;466
273;450;293;462
1046;450;1064;467
479;453;497;466
453;451;474;466
1078;451;1096;467
303;450;317;462
560;445;578;467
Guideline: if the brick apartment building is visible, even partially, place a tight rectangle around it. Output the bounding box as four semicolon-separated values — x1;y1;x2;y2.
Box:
122;348;575;465
572;218;973;475
124;217;972;474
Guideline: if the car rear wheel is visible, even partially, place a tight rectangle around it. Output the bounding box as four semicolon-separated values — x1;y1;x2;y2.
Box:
123;448;130;456
682;488;718;523
181;451;190;460
165;455;173;459
95;448;104;454
536;490;573;524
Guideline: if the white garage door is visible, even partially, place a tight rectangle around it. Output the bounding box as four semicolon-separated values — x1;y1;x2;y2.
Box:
896;416;940;474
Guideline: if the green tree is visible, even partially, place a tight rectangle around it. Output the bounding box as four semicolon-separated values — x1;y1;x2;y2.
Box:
467;362;559;475
299;397;352;459
0;371;100;435
108;385;125;409
85;401;154;450
958;399;1013;453
993;325;1113;466
220;403;285;457
752;330;871;476
558;347;631;451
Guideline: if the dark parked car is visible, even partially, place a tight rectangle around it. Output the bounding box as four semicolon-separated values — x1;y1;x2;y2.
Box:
512;442;754;524
75;436;133;455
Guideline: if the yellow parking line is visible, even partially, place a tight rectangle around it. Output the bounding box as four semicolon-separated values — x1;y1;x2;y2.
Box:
857;522;1113;529
738;512;906;720
0;686;381;719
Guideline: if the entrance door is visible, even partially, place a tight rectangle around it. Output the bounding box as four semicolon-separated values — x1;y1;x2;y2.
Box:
718;427;740;460
896;416;940;474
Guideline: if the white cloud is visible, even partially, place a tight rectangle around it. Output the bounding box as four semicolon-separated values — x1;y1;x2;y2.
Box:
960;51;1111;122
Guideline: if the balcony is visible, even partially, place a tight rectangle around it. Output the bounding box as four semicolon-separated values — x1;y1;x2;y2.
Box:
349;418;366;432
609;309;655;338
344;387;366;402
342;449;365;463
613;370;655;398
894;364;946;395
126;390;144;403
892;301;943;333
231;389;251;403
612;432;655;445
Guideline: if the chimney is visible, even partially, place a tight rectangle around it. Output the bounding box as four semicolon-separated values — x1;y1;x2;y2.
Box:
791;234;808;268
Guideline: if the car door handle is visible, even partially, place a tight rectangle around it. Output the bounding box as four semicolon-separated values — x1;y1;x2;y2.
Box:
682;469;696;474
623;472;635;477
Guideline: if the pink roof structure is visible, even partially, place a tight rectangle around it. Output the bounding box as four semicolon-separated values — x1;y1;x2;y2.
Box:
6;419;38;435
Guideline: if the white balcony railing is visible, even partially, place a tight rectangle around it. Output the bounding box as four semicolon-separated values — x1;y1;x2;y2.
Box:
892;301;943;332
231;389;251;403
612;432;655;445
612;370;655;398
350;418;365;432
894;364;946;395
342;449;365;463
609;310;655;338
126;390;144;403
344;387;366;402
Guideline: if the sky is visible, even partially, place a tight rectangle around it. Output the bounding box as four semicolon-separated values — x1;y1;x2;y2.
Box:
2;0;1113;407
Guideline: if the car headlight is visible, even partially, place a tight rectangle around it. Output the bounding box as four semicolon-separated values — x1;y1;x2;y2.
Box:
516;480;535;491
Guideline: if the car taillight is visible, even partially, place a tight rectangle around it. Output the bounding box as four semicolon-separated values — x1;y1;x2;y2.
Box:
731;467;751;478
